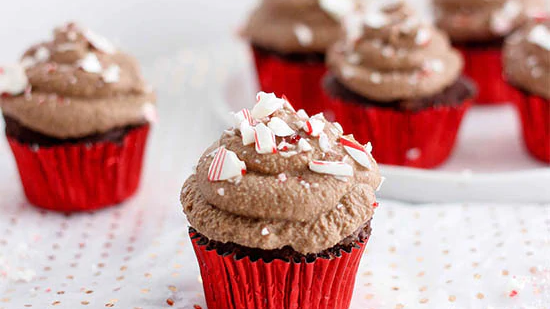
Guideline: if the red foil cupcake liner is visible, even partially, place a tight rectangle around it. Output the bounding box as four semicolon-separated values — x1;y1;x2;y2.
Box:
456;45;513;104
319;95;472;168
7;125;150;212
190;231;368;309
515;93;550;163
252;46;328;116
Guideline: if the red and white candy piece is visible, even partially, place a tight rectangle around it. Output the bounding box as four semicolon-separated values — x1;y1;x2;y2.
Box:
296;109;309;120
528;24;550;51
268;117;295;137
298;138;312;152
415;28;432;46
0;64;29;96
233;108;255;126
341;137;373;169
208;147;247;182
239;122;255;145
254;123;277;154
83;29;117;54
78;53;102;73
319;132;331;152
309;160;353;177
252;92;284;119
304;118;325;137
282;95;295;112
102;65;120;83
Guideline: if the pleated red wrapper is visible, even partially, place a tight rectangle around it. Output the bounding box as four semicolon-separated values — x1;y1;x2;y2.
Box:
456;45;515;105
252;46;328;115
190;230;369;309
7;125;150;212
514;93;550;163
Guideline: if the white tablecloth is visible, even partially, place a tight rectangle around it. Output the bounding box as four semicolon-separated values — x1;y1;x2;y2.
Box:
1;44;549;309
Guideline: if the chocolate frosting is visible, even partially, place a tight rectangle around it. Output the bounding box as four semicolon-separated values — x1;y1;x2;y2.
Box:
327;2;463;102
0;22;156;139
243;0;353;53
504;20;550;99
433;0;545;43
181;94;382;254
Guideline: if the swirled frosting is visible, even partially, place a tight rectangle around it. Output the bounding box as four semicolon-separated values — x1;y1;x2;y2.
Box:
181;93;382;254
243;0;356;53
504;20;550;99
0;22;156;139
433;0;545;42
326;2;463;102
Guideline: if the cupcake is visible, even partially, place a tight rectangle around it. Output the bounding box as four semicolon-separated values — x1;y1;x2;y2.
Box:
321;2;477;168
0;22;156;212
243;0;355;116
433;0;544;104
503;20;550;163
181;92;382;309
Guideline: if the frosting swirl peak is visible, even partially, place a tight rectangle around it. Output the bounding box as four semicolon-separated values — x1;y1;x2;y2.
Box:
327;2;463;102
0;22;156;139
181;92;382;254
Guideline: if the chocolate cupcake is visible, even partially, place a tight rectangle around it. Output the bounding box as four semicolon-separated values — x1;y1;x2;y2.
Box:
433;0;545;104
181;92;382;309
0;22;156;211
503;19;550;163
320;2;476;168
243;0;355;115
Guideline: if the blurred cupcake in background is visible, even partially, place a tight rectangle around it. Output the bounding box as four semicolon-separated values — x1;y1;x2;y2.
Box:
433;0;545;104
182;92;382;309
0;22;156;212
503;19;550;163
321;1;477;168
243;0;356;116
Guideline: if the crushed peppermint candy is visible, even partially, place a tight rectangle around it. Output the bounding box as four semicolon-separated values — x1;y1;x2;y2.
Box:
233;108;255;126
341;66;356;79
282;95;296;112
298;138;313;152
102;65;120;83
261;227;270;236
296;109;309;120
319;0;355;19
254;123;277;154
78;53;102;73
370;72;382;84
319;132;331;152
527;24;550;51
309;160;354;177
277;141;294;151
490;0;521;35
0;64;29;96
294;23;314;47
83;28;117;54
34;46;51;63
142;103;158;123
217;188;225;196
415;28;432;46
341;137;373;169
364;11;388;29
332;122;344;135
268;117;295;137
277;173;288;182
208;147;247;181
252;92;284;119
304;118;325;137
239;122;255;145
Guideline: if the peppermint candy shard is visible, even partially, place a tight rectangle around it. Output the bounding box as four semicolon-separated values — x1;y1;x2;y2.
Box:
252;92;284;119
319;133;331;152
296;109;309;120
239;122;255;146
341;136;373;169
309;160;354;177
233;108;255;127
0;64;29;96
268;117;295;137
298;138;313;152
208;147;247;182
304;118;325;137
83;29;117;54
102;65;120;83
528;24;550;51
282;95;296;112
254;123;277;154
78;53;102;73
333;122;344;135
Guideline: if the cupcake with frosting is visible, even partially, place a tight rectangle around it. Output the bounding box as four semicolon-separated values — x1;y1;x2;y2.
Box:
243;0;356;116
321;2;476;168
0;22;156;211
503;19;550;163
433;0;545;104
181;92;382;309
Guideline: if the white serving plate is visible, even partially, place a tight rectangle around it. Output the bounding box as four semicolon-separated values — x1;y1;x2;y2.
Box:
221;46;550;203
